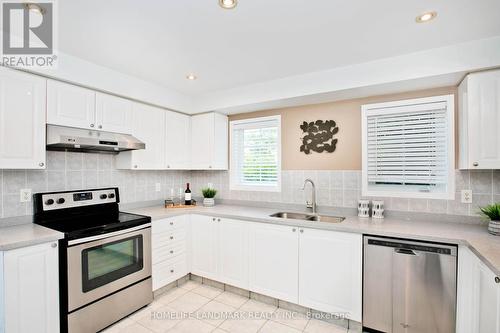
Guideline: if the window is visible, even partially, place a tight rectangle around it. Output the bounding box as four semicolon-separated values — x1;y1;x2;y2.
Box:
230;115;281;192
361;95;455;199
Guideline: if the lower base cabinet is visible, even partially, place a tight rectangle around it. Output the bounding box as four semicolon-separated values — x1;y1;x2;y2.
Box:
152;216;189;290
248;223;299;303
456;246;500;333
298;228;362;322
1;241;59;333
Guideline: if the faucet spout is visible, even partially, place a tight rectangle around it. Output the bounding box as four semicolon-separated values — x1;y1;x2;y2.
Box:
302;179;317;214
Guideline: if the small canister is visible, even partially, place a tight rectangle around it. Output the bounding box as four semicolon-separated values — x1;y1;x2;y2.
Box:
372;200;385;219
358;199;370;218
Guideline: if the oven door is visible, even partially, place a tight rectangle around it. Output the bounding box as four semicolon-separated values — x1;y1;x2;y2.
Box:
67;225;151;312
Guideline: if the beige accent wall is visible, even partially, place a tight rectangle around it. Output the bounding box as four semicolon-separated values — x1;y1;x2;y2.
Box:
229;86;457;170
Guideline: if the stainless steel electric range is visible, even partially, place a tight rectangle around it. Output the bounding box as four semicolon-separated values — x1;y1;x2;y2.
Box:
33;187;153;333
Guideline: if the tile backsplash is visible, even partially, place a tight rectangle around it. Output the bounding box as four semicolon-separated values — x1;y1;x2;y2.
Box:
0;150;498;219
191;169;500;218
0;151;190;218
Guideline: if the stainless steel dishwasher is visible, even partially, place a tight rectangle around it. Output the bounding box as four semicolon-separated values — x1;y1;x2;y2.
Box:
363;236;457;333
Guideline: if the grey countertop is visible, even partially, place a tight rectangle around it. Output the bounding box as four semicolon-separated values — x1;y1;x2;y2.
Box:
126;204;500;276
0;223;64;251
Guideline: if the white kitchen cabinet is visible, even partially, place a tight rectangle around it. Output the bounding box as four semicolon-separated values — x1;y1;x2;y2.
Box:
152;216;188;290
95;92;133;134
456;246;500;333
0;67;46;169
116;102;166;170
165;111;191;169
190;215;249;289
190;112;228;170
1;241;59;333
249;223;299;303
459;69;500;169
47;79;96;130
217;218;249;289
298;228;362;322
190;215;218;279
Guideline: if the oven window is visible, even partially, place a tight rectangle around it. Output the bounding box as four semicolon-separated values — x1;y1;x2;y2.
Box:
82;235;143;292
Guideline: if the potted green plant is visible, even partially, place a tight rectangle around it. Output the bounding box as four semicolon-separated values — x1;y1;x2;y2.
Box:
479;203;500;235
201;187;217;207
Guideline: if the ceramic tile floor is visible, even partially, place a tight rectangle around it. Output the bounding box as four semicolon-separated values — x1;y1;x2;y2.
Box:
101;281;354;333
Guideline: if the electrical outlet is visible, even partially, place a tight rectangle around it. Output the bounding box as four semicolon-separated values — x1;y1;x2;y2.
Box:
20;189;32;202
155;183;161;192
461;190;472;204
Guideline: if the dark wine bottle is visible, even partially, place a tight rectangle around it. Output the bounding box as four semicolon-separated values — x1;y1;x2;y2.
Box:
184;183;192;205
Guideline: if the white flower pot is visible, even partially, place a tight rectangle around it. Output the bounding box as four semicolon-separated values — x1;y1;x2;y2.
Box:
488;220;500;235
203;198;215;207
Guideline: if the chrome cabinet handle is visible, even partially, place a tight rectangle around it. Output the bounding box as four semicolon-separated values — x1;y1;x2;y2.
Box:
170;236;174;240
134;165;138;169
39;162;44;167
209;165;212;169
51;243;57;248
167;165;170;168
98;125;102;129
170;222;174;225
495;276;500;284
90;123;94;128
212;218;216;222
170;250;174;254
170;269;174;273
292;228;296;232
300;229;304;233
217;218;221;222
473;162;479;167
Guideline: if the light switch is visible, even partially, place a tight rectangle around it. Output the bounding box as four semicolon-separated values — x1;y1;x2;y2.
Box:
461;190;472;204
20;189;32;202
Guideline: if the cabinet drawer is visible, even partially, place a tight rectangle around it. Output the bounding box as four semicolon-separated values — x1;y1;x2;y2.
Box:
152;217;187;233
152;255;188;290
152;228;186;248
152;242;186;264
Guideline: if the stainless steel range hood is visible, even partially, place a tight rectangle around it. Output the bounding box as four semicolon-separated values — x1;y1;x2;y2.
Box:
46;125;145;154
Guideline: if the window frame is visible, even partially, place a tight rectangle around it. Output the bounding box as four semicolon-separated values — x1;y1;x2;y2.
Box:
361;94;455;200
229;115;282;192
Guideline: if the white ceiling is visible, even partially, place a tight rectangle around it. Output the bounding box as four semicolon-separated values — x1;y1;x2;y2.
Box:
59;0;500;98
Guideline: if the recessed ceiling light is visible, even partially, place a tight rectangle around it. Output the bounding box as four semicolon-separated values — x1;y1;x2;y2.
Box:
24;3;45;15
186;74;197;81
219;0;237;10
416;11;437;23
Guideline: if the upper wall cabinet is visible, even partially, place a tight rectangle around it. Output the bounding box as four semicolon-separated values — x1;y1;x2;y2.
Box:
0;67;46;169
190;112;228;170
47;80;96;130
116;103;166;170
166;111;191;169
47;81;133;134
459;70;500;169
95;92;133;134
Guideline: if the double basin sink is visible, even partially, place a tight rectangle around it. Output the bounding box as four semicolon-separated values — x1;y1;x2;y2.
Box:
270;212;345;223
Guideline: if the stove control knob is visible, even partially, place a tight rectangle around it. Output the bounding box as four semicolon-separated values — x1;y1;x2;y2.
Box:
45;199;54;205
56;198;65;204
108;193;115;199
100;194;108;200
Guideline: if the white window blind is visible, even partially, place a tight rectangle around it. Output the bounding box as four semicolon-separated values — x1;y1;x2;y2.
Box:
230;116;281;191
362;95;455;199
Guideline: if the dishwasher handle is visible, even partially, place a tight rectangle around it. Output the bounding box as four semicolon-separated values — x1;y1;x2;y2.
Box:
394;248;417;256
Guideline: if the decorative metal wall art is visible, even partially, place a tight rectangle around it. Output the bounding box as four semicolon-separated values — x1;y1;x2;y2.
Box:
300;120;339;154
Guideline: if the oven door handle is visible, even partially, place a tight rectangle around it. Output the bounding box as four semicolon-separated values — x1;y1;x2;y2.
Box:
68;223;151;246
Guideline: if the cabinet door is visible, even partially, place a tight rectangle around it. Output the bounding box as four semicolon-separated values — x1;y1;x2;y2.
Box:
298;228;362;322
95;92;133;133
456;246;477;333
166;111;191;169
190;215;218;279
190;113;214;169
467;71;500;168
249;223;299;303
218;218;249;289
0;68;46;169
477;261;500;333
47;79;95;129
213;113;228;170
116;103;166;170
3;242;59;333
